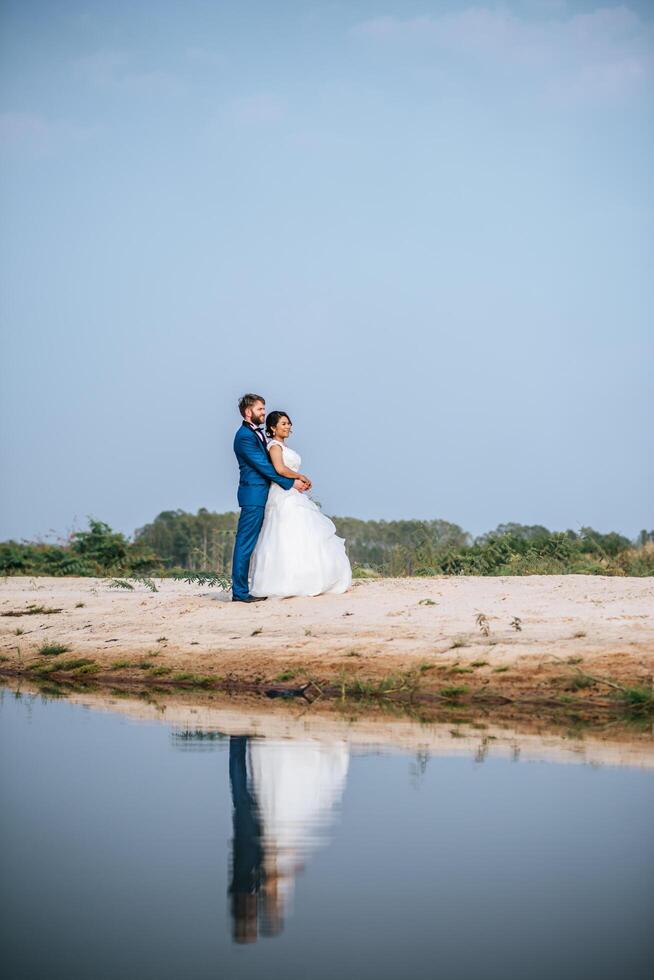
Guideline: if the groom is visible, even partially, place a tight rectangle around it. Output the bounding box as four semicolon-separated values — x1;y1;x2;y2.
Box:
231;393;310;602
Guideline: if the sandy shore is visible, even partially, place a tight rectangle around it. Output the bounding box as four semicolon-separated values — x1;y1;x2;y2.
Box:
1;575;653;704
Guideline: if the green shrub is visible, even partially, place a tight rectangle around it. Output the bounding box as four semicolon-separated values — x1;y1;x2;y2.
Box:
2;513;652;579
38;642;71;657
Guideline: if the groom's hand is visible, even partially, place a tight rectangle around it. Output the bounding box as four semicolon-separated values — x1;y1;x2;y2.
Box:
298;473;312;489
293;479;310;492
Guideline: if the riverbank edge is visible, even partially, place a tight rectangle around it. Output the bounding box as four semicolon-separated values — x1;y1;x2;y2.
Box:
1;656;651;718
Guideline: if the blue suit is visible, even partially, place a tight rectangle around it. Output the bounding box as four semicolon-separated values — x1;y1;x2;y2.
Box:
231;422;294;599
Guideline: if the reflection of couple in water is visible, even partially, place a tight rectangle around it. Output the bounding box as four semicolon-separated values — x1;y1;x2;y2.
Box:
228;735;349;944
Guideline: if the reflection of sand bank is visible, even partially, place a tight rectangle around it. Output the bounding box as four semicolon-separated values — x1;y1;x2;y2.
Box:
6;680;654;769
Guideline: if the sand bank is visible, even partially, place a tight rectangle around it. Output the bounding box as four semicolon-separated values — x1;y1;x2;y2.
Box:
1;575;653;705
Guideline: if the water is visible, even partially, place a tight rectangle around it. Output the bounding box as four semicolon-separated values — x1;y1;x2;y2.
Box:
1;688;652;980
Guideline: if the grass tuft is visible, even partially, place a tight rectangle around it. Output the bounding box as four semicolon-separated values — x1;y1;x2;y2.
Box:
172;671;218;687
170;672;215;687
31;657;95;675
38;642;71;657
475;613;490;636
622;686;654;710
564;673;596;691
339;672;419;699
2;605;62;617
440;685;469;698
73;663;101;675
173;571;230;589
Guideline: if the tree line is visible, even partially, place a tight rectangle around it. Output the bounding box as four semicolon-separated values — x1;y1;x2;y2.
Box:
1;509;653;578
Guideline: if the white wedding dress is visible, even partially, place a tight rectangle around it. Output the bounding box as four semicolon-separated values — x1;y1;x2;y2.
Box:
250;439;352;598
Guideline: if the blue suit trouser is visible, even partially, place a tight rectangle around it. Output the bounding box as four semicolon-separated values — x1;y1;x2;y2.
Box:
231;505;265;599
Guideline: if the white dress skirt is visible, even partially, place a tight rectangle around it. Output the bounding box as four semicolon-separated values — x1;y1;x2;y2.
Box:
250;440;352;598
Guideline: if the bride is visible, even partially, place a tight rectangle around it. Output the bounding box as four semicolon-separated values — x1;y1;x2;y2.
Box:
250;411;352;598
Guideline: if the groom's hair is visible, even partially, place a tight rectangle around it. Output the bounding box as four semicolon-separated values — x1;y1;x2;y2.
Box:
238;393;265;417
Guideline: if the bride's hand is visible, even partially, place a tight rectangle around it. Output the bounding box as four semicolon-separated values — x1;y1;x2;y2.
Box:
293;478;310;492
298;473;312;488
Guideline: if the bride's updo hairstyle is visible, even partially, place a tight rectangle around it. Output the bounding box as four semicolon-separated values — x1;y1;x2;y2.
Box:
265;411;292;438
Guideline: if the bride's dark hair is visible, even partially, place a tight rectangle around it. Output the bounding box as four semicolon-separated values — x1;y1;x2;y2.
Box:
265;411;292;438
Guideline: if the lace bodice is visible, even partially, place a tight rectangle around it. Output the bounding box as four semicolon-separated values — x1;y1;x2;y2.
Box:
267;438;301;471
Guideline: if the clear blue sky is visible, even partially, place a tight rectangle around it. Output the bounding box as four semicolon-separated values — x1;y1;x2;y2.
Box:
1;0;652;542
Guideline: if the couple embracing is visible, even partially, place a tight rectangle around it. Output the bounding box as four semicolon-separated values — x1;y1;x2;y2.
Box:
231;393;352;602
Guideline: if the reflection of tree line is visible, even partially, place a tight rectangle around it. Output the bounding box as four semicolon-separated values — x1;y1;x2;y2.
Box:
228;735;349;945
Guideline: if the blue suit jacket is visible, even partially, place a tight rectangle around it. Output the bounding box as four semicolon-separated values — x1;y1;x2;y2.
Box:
233;422;294;507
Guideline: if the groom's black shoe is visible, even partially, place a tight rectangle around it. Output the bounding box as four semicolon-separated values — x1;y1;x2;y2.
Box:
232;596;267;603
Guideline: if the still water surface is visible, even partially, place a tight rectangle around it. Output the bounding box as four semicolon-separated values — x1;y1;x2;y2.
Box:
1;688;652;980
